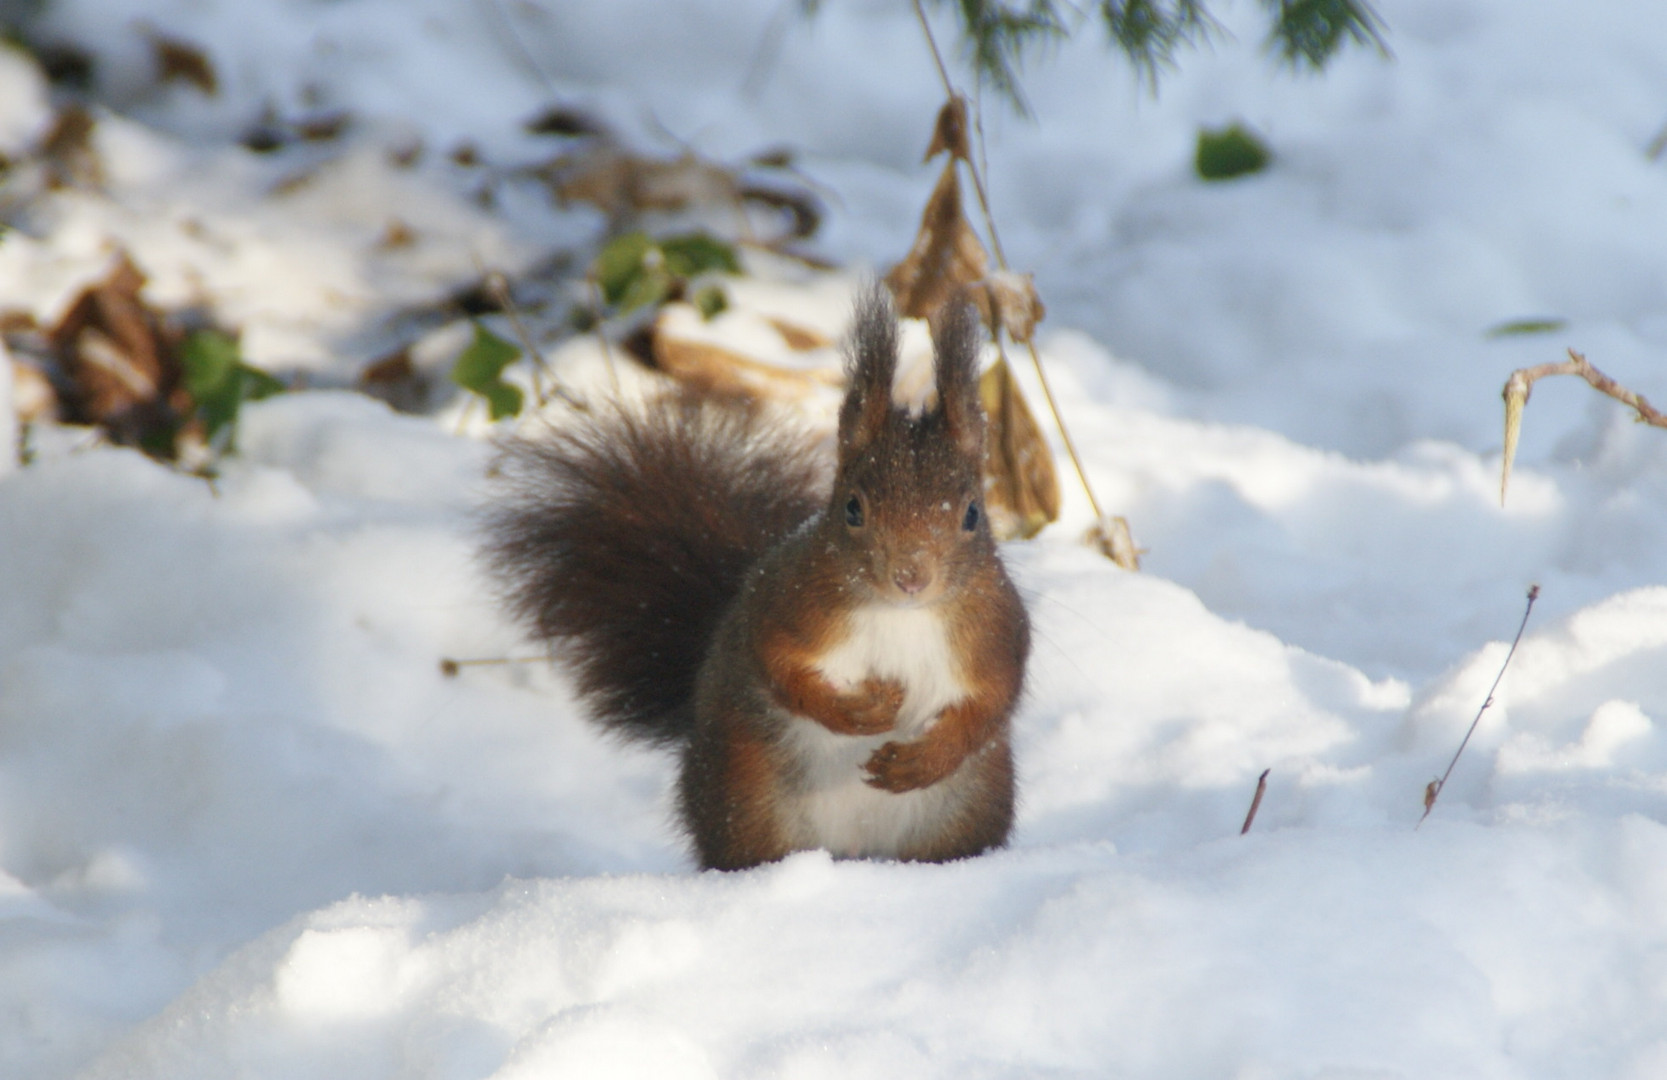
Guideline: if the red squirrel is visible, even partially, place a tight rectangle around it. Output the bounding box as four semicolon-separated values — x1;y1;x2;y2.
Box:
485;288;1029;870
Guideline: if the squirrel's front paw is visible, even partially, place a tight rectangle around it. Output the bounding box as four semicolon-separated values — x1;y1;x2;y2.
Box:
863;737;955;792
824;676;903;736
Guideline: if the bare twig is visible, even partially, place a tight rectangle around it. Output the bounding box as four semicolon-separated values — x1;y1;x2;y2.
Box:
587;275;623;396
484;270;581;409
1417;584;1540;828
907;0;1124;559
1501;348;1667;504
1240;768;1270;835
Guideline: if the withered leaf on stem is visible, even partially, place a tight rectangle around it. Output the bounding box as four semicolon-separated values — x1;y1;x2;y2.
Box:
886;161;989;321
924;97;973;163
971;270;1045;344
1087;515;1142;572
979;356;1060;540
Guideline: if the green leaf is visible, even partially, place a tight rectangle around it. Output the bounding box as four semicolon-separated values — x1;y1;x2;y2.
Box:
242;366;286;401
181;328;241;400
181;329;281;450
659;233;741;278
590;231;738;317
1486;318;1567;339
450;322;525;420
594;231;653;307
692;284;728;321
479;380;524;420
1195;123;1272;181
615;265;671;316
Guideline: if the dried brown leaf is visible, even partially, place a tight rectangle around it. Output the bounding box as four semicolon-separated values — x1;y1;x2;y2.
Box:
979;356;1061;540
1086;515;1142;571
652;307;840;402
48;252;186;447
358;347;429;414
39;106;101;189
523;105;608;139
924;97;973;163
972;270;1046;343
764;317;832;352
150;33;218;96
737;184;823;240
552;149;741;220
293;111;351;142
9;357;59;424
886;161;989;321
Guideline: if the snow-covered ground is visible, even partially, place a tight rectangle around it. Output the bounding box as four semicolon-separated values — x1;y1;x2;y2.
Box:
4;0;1667;1076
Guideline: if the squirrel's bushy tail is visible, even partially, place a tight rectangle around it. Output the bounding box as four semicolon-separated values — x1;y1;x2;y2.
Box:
483;394;824;746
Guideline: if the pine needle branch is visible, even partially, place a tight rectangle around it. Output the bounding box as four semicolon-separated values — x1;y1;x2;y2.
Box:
1418;584;1540;828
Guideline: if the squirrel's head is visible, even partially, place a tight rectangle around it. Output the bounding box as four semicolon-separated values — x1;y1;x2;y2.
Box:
831;287;991;607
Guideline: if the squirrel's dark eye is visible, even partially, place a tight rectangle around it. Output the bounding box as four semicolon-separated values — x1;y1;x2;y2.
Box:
962;501;980;532
845;494;864;528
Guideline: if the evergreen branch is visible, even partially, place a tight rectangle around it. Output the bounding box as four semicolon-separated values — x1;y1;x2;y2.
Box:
1262;0;1387;70
808;0;1386;109
933;0;1067;116
1097;0;1220;86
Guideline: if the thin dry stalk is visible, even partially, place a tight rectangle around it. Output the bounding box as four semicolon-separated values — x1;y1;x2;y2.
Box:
485;270;579;409
1417;584;1540;828
1501;348;1667;504
587;274;623;396
439;655;547;678
907;0;1120;554
1240;768;1270;835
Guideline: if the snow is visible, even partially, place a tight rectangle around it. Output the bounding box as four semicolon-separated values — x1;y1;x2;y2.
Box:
4;0;1667;1076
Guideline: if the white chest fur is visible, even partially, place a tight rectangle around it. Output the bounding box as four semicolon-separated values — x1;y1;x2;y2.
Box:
812;604;966;733
779;604;972;857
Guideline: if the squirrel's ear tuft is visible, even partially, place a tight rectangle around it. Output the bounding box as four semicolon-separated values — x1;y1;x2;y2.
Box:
839;285;899;456
932;297;985;459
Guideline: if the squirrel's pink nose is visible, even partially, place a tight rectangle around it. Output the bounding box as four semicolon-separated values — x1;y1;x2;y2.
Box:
893;565;932;595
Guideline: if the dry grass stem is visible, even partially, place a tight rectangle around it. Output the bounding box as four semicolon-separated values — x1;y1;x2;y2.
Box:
1241;769;1270;835
907;0;1125;562
439;655;547;678
1500;349;1666;504
1418;584;1540;828
485;270;578;409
